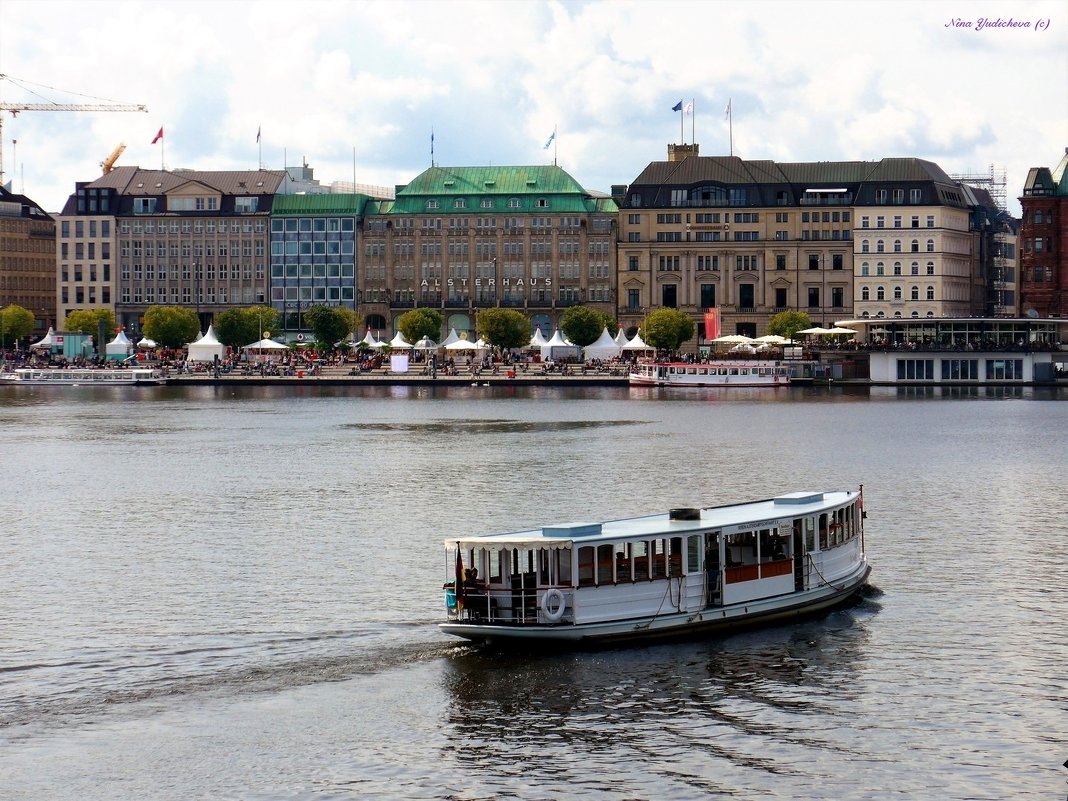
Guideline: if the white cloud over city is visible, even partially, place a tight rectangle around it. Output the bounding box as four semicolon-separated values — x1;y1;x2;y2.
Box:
1;0;1064;215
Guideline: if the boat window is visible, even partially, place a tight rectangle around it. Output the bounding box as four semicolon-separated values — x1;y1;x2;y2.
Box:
687;535;702;572
818;515;829;550
577;546;595;587
538;548;551;584
555;547;573;585
669;537;684;576
652;539;667;578
597;543;614;585
489;549;503;582
615;548;631;582
805;518;816;552
632;541;650;580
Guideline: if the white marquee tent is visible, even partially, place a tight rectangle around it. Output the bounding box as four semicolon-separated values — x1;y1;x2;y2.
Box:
541;329;580;361
105;330;133;361
583;326;623;360
187;325;227;362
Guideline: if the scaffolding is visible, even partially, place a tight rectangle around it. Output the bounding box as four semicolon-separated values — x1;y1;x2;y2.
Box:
951;164;1007;211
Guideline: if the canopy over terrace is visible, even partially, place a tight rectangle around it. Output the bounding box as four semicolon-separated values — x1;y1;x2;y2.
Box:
833;317;1066;348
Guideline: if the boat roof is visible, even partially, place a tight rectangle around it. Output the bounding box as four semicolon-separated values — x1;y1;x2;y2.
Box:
450;490;858;548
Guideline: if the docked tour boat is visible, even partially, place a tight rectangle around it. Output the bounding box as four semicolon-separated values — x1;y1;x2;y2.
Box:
629;360;790;387
441;488;870;646
0;367;170;386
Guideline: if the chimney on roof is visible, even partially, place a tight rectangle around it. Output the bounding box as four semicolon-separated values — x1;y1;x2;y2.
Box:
668;143;699;162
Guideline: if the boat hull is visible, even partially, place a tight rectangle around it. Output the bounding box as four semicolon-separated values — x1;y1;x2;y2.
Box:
440;562;871;647
629;360;790;388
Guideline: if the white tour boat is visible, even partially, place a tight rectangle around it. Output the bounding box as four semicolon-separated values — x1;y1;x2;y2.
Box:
441;488;870;646
0;367;170;386
629;360;791;387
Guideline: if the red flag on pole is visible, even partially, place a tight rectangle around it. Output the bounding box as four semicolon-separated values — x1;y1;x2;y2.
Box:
151;127;164;144
704;309;720;341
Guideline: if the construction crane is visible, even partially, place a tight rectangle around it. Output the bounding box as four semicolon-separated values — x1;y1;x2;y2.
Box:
100;143;127;174
0;74;148;184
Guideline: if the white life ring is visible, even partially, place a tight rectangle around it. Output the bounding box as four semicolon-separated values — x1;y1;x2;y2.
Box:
541;588;566;622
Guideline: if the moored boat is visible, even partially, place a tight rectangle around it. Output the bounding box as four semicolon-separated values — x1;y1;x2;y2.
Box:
0;367;170;386
629;360;790;387
441;488;869;646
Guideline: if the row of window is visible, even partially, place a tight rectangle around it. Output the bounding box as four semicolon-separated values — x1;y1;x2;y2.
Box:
119;220;266;235
861;215;936;228
897;358;1024;381
861;239;936;253
860;262;936;276
60;220;112;238
425;197;552;210
861;286;936;301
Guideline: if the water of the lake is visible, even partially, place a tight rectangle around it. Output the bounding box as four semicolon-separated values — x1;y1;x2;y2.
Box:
1;384;1064;800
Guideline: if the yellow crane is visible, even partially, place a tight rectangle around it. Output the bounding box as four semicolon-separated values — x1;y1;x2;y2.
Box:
0;74;148;184
100;143;127;174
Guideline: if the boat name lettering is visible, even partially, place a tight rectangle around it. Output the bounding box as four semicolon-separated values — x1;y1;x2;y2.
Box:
723;518;784;535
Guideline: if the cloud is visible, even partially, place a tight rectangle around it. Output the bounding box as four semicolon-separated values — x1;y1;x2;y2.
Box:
0;0;1064;216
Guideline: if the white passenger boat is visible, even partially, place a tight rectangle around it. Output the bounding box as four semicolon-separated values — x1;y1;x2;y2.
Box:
629;360;790;387
441;489;870;646
0;367;170;386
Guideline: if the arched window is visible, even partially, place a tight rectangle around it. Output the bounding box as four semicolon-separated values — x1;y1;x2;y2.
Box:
911;261;919;275
893;240;902;253
926;261;935;275
861;262;870;276
861;286;870;301
911;240;919;252
876;262;885;276
926;239;934;252
893;286;902;300
876;286;885;300
910;285;919;300
876;240;885;253
894;262;902;275
861;240;870;253
926;286;935;300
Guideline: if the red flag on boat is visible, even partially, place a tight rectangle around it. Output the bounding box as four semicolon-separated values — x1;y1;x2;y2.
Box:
454;544;465;610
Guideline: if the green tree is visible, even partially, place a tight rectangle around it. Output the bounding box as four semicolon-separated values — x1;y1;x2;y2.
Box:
143;305;200;348
767;310;812;340
560;305;614;347
303;305;351;348
214;306;280;348
475;308;529;350
65;308;117;337
396;307;444;343
642;308;695;351
0;304;35;348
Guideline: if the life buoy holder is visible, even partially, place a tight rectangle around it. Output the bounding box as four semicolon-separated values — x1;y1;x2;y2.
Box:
541;588;566;622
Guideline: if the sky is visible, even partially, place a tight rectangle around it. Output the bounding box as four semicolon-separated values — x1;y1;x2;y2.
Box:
1;0;1065;216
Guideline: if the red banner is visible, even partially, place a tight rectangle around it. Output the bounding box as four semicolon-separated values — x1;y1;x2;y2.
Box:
704;309;720;341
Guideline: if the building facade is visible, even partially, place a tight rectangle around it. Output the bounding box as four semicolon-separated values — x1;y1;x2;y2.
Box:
1019;149;1068;317
358;165;617;337
59;167;286;334
0;186;55;336
615;148;988;347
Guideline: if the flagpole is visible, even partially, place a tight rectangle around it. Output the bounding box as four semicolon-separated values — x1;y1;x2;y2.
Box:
691;98;695;146
431;126;435;168
161;130;165;171
680;106;684;145
553;124;557;166
726;98;733;156
257;126;262;169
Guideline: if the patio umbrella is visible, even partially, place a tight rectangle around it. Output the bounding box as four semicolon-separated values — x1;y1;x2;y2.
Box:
796;327;834;335
713;334;755;344
825;327;859;336
753;335;788;344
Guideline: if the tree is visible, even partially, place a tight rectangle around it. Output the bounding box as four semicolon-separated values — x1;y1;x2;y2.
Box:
303;305;351;348
475;308;529;350
214;306;280;348
642;308;695;351
65;308;117;337
143;305;200;348
560;305;614;347
0;304;35;348
767;310;812;340
396;307;444;343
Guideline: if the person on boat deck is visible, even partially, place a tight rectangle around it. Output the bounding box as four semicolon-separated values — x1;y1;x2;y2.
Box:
463;567;483;590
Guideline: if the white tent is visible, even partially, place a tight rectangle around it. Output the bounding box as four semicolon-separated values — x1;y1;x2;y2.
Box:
613;328;629;347
541;329;580;361
187;325;227;362
413;336;438;351
583;326;622;360
242;338;288;352
105;330;133;361
136;336;158;349
352;328;382;349
529;328;549;348
30;327;58;350
622;330;655;352
388;332;413;349
444;338;478;351
440;328;461;347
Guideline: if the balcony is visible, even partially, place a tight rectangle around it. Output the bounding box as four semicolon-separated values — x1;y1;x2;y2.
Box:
500;297;525;308
444;298;470;308
389;299;415;309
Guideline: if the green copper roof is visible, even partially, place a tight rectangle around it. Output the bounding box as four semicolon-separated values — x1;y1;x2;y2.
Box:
271;194;372;214
387;165;612;214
